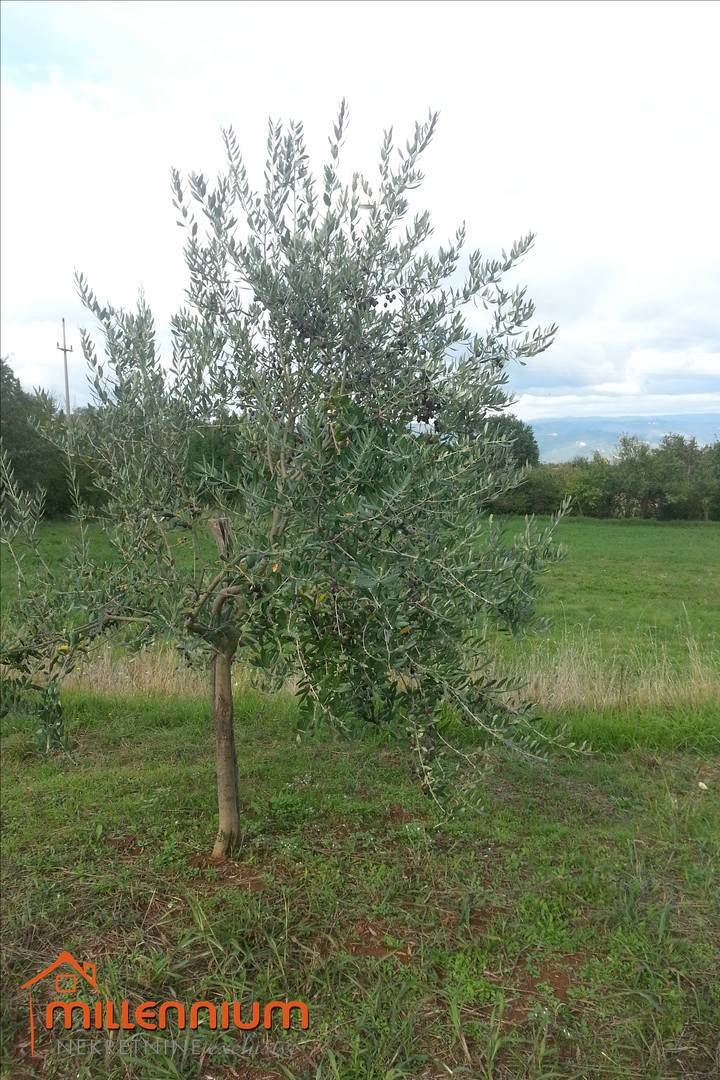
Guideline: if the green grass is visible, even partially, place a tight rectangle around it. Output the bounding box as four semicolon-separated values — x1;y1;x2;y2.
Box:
535;701;720;752
520;517;720;658
1;691;719;1078
492;518;720;722
2;517;719;1076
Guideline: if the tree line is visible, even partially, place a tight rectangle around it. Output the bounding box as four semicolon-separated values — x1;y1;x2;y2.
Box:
492;431;720;521
0;358;103;516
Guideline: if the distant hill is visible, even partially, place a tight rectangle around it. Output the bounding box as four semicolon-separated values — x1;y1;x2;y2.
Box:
532;413;720;463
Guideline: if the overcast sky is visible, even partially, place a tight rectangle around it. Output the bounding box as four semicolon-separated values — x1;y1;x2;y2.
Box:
1;0;719;420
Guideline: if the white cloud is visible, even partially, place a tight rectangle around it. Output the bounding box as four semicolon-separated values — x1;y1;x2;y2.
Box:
628;348;720;379
515;392;720;422
1;0;719;417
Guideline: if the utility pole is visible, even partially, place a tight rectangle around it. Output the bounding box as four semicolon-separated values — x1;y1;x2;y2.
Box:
56;318;72;418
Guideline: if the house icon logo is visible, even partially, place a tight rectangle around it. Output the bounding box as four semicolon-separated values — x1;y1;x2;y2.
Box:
20;950;97;1057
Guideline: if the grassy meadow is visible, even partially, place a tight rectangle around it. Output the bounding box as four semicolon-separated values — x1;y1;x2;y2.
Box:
1;517;719;1078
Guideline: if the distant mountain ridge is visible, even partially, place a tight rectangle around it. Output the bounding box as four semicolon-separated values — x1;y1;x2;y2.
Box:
531;413;720;463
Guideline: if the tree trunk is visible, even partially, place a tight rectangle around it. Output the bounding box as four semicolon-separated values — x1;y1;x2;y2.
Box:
210;646;241;860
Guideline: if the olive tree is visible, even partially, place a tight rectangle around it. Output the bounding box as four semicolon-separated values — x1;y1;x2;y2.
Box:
6;105;566;858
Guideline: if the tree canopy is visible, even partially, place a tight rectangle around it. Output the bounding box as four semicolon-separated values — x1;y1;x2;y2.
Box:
3;106;568;856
